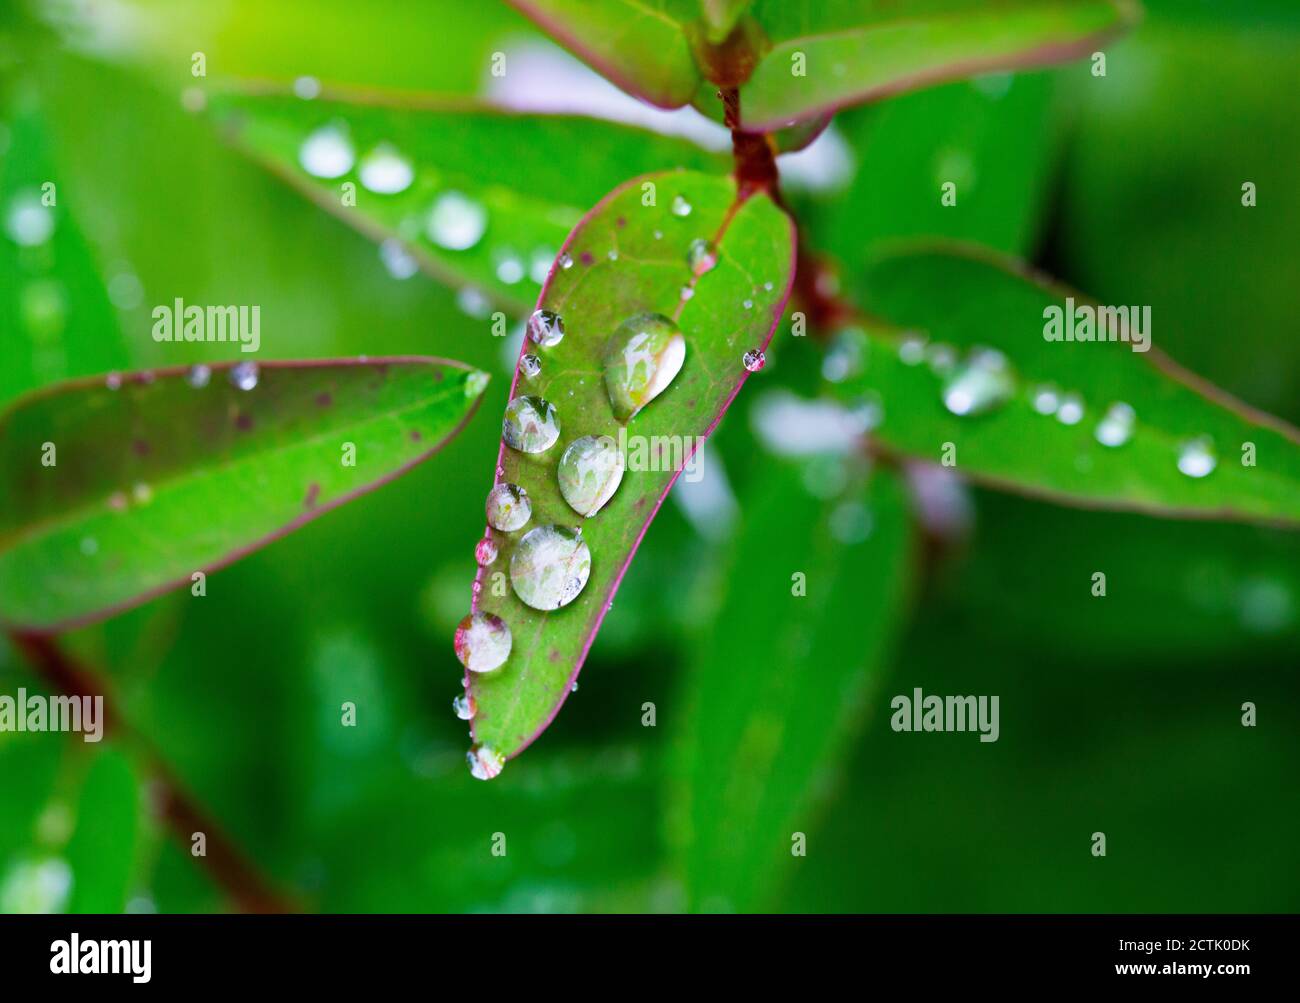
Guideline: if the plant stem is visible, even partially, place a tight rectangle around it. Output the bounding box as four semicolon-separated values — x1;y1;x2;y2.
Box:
8;631;295;914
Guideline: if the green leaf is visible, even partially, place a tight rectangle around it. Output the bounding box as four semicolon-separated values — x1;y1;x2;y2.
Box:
833;244;1300;525
467;169;796;766
732;0;1137;130
207;87;724;312
65;747;142;912
507;0;703;107
671;462;914;911
0;358;488;631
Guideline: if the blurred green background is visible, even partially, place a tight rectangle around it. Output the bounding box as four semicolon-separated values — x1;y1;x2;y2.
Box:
1;0;1297;913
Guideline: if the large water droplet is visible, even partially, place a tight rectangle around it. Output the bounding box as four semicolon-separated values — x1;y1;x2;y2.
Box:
358;143;414;194
1177;436;1217;478
467;744;505;781
742;349;766;372
602;313;686;422
486;482;531;531
941;347;1013;416
1094;402;1136;447
502;395;560;453
509;525;592;610
453;611;512;672
427;191;486;251
558;435;625;517
5;190;54;247
687;238;717;275
229;361;259;391
671;195;692;217
299;123;354;178
453;693;477;720
527;309;565;348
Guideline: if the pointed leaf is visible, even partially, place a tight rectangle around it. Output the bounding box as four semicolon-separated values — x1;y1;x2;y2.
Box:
207;87;724;312
832;244;1300;524
671;462;914;910
466;169;796;766
0;358;487;631
732;0;1138;130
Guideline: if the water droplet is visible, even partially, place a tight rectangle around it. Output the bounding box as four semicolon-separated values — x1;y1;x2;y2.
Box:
5;189;54;246
187;364;211;388
520;353;542;379
558;435;625;517
293;76;321;99
105;372;122;391
601;313;686;421
898;334;927;366
926;343;959;376
607;248;619;262
427;191;487;251
671;195;692;217
742;349;766;372
298;123;354;178
509;525;592;610
1055;392;1084;426
0;856;72;913
453;611;512;673
1030;384;1060;415
1177;436;1217;478
456;286;491;318
941;347;1013;417
486;483;531;531
453;694;477;720
687;238;717;275
475;537;498;566
763;281;774;292
529;248;554;284
502;395;560;453
527;309;565;348
829;500;874;543
495;251;526;285
467;744;505;780
679;286;694;301
379;238;418;279
359;143;414;194
742;298;754;310
132;482;153;504
464;370;489;399
822;328;867;383
229;361;259;391
557;251;574;270
1094;402;1136;447
79;536;98;556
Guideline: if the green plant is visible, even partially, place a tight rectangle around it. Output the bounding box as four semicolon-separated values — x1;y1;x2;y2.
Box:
4;0;1298;914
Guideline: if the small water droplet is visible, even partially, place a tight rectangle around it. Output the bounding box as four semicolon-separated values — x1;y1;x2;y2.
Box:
132;482;153;504
671;195;692;217
486;482;532;532
829;500;874;543
453;611;512;673
230;361;259;391
941;347;1013;417
898;334;928;365
495;251;525;285
379;238;419;279
822;328;867;383
925;342;958;376
105;372;122;391
679;286;694;301
1094;402;1136;447
687;238;717;275
602;313;686;421
298;122;354;178
527;309;565;348
5;189;55;247
607;248;619;262
453;694;477;721
502;395;560;453
763;281;774;292
292;75;321;99
520;353;542;379
359;143;414;194
427;191;487;251
558;435;625;517
464;369;489;399
456;286;491;318
1055;392;1084;426
1030;384;1060;415
467;744;505;781
742;298;754;310
557;251;574;270
509;525;592;610
475;537;498;566
186;364;211;388
0;856;72;913
79;536;98;556
1177;436;1217;478
742;349;766;372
